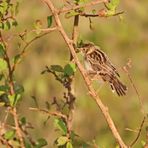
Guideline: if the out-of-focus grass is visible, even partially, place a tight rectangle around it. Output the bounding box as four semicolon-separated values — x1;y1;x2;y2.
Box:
0;0;148;147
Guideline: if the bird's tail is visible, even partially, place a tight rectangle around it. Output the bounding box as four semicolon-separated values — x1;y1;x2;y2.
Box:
110;78;127;96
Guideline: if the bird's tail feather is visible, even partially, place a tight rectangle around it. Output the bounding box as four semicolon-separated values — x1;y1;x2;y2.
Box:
110;78;127;96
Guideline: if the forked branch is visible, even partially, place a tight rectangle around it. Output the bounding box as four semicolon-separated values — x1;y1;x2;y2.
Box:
41;0;128;147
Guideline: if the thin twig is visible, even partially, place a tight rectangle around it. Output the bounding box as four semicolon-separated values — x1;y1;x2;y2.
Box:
123;63;145;114
80;11;124;17
58;0;108;14
130;116;146;147
0;135;13;148
29;107;67;121
10;108;25;148
11;28;57;73
41;0;127;147
29;27;57;33
20;126;36;146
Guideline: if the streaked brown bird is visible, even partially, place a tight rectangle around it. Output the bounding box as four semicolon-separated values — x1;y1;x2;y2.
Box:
79;42;127;96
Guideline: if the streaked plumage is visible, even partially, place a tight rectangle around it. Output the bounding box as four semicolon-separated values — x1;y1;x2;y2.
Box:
80;43;127;96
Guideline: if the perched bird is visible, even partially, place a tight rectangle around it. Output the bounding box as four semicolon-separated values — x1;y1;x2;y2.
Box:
79;42;127;96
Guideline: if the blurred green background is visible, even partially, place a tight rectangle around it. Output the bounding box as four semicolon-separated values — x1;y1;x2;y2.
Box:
1;0;148;147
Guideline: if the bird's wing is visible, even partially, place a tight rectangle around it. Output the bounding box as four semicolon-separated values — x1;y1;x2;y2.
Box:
95;48;120;77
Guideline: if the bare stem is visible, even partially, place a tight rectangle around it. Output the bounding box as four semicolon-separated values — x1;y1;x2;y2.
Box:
10;108;25;148
130;116;146;147
58;0;108;14
41;0;128;147
123;65;145;114
0;135;13;148
11;27;57;74
29;107;67;121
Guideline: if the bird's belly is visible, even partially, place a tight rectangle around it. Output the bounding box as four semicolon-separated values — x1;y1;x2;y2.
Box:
84;60;93;71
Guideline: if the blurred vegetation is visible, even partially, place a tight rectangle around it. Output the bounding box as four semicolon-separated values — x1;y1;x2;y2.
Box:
0;0;148;147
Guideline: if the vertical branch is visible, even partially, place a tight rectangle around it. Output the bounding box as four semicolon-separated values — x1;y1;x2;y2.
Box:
10;108;25;148
41;0;128;147
67;13;79;136
0;31;14;95
72;15;79;45
0;32;25;148
70;14;79;60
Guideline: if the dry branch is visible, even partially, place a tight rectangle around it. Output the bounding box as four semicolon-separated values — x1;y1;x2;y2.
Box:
58;0;108;14
41;0;128;147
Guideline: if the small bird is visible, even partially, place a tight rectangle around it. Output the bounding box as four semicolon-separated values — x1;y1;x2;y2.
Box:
79;42;127;96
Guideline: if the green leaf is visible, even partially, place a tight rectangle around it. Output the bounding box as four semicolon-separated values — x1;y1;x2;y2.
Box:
4;130;15;140
57;136;68;146
65;10;80;18
47;16;52;28
0;85;9;92
4;20;11;30
14;83;24;94
15;2;19;15
13;54;21;64
54;118;67;134
24;141;32;148
12;20;18;27
74;0;89;4
0;44;5;57
50;65;64;72
0;6;4;14
141;140;146;146
20;117;26;125
106;0;120;10
92;9;96;14
34;20;42;35
106;9;116;17
1;1;8;13
31;96;39;108
64;63;76;76
66;142;73;148
35;138;48;147
0;22;4;29
0;93;9;106
0;73;4;81
70;131;79;140
10;2;19;16
0;59;7;71
45;101;50;110
8;94;21;106
112;0;120;6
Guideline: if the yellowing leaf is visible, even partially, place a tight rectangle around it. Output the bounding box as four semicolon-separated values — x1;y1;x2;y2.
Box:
0;59;7;71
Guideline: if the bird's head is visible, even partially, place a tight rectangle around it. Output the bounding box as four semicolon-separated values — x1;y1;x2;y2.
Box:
77;42;96;54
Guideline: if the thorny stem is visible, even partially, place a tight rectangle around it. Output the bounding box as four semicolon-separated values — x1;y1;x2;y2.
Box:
0;31;25;147
66;10;80;137
42;66;75;137
0;31;14;95
0;135;13;148
41;0;128;147
10;108;25;148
